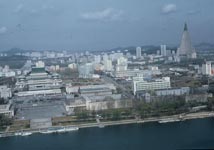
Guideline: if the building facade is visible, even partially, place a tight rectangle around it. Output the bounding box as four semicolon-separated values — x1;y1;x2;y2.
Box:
133;76;171;95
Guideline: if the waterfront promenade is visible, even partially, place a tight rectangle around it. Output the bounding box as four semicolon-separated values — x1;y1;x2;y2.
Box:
1;111;214;138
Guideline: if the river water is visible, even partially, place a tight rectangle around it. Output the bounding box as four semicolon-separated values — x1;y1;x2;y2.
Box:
0;118;214;150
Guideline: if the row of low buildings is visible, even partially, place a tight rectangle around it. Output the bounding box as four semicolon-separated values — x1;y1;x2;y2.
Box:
64;94;130;113
66;83;116;94
64;95;130;113
64;83;131;112
113;68;161;79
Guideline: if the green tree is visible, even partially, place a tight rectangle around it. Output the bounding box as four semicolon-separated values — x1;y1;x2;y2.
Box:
76;111;89;119
112;110;121;120
207;98;214;111
0;114;12;129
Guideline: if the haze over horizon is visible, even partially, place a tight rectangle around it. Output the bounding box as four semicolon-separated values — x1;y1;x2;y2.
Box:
0;0;214;51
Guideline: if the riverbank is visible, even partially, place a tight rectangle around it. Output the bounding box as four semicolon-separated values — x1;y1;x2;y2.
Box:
1;111;214;138
77;111;214;128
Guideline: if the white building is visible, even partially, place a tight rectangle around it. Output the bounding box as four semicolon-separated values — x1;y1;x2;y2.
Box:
68;63;77;70
94;55;101;64
109;53;123;61
202;61;212;76
31;52;42;58
35;61;45;68
102;54;109;62
103;59;113;71
0;65;16;77
56;53;64;58
46;52;56;58
148;66;159;71
0;86;12;99
115;57;128;71
66;84;116;94
161;45;167;56
113;69;161;79
16;89;62;97
133;75;171;95
136;47;142;59
64;95;130;112
78;63;94;78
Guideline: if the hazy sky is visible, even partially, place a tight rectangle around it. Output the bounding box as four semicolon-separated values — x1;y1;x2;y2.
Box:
0;0;214;51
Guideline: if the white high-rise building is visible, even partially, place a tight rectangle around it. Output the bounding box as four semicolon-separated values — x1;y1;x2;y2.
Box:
117;57;127;65
78;63;94;78
104;59;113;71
136;47;142;59
94;55;101;64
161;45;167;56
202;61;212;76
102;54;109;62
116;57;128;71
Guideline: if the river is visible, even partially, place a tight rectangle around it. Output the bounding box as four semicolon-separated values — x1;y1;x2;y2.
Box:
0;118;214;150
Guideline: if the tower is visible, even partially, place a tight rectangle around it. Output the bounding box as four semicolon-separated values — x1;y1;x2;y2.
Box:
177;23;197;59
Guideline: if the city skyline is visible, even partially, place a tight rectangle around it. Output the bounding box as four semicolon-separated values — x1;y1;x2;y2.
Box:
0;0;214;51
1;1;214;149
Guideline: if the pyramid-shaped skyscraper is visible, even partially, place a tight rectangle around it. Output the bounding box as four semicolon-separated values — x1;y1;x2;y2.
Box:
177;23;197;59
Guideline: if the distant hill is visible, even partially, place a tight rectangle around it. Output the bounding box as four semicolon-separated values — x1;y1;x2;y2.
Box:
195;43;214;51
0;55;28;69
97;45;177;55
2;48;25;56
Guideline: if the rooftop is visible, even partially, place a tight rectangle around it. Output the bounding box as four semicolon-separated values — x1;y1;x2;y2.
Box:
31;67;46;73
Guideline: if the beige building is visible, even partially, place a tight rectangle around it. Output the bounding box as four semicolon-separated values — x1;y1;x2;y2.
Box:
0;103;14;117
